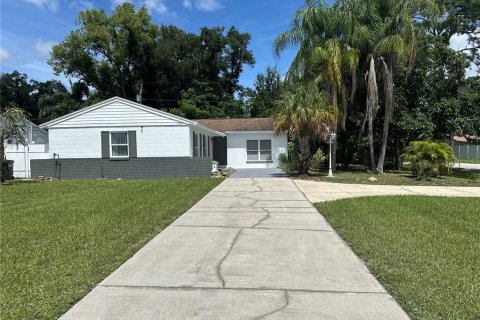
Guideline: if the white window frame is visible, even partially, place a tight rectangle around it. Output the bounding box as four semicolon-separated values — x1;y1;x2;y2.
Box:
110;132;129;158
247;139;272;162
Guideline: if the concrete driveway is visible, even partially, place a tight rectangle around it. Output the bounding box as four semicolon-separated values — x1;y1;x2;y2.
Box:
230;168;287;178
294;180;480;202
61;177;409;319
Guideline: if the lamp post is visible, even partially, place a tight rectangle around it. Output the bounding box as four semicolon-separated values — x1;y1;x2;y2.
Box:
328;132;336;178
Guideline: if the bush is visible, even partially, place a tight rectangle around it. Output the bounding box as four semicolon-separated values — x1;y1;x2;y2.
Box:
402;140;456;180
278;142;301;174
309;148;326;171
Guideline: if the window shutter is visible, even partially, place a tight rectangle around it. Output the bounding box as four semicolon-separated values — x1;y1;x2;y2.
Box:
101;131;110;158
128;131;137;158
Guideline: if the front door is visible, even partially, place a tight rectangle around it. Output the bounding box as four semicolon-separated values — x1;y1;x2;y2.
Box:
212;137;227;166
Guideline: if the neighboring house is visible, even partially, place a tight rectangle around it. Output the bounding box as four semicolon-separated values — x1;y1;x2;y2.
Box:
31;97;223;179
30;97;288;179
197;118;287;169
452;136;480;161
4;120;49;178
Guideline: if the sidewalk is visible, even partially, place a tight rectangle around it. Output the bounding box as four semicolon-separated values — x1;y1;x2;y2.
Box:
293;179;480;202
61;177;409;319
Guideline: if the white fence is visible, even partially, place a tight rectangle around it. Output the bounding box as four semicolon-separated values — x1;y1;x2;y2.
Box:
5;144;50;178
454;144;480;160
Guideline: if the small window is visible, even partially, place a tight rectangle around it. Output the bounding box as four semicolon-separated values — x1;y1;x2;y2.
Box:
110;132;129;157
207;137;211;157
202;135;207;157
247;139;272;161
193;132;199;157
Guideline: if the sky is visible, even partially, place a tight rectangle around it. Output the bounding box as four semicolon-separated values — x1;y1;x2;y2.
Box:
0;0;477;90
0;0;303;89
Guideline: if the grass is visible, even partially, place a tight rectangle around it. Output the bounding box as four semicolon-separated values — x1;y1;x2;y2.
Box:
315;196;480;320
0;178;222;320
296;168;480;186
456;159;480;164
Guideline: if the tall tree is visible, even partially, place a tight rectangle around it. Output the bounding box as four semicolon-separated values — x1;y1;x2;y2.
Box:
50;3;158;100
249;66;283;117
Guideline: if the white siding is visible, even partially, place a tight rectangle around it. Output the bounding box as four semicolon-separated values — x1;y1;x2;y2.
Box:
49;126;190;158
55;101;184;128
226;131;287;168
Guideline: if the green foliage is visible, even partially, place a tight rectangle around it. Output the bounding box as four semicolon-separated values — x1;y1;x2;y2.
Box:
48;3;254;117
402;140;457;179
248;66;283;117
309;148;326;170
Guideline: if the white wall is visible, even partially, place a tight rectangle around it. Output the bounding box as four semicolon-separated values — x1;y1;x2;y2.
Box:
54;100;183;128
4;144;49;178
226;131;287;168
48;126;191;158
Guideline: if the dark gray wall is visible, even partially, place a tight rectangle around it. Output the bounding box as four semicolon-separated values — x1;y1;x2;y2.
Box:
31;157;212;179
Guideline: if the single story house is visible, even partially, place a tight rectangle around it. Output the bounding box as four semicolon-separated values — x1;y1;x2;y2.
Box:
197;118;287;169
31;97;287;179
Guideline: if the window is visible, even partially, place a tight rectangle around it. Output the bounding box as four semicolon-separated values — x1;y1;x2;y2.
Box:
202;135;207;157
207;137;211;157
247;139;272;161
110;132;129;157
193;131;198;157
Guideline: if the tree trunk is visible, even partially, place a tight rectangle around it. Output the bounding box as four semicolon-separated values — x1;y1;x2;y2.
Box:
298;135;310;174
0;137;5;182
376;59;394;174
368;104;376;173
331;86;338;171
365;54;379;173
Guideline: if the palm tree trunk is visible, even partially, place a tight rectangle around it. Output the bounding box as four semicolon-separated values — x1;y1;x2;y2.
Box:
331;86;338;171
376;59;394;174
365;54;378;173
368;104;376;172
298;135;310;174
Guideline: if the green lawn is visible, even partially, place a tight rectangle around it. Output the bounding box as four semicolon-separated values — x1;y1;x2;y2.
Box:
457;159;480;164
316;196;480;320
0;178;222;320
298;168;480;186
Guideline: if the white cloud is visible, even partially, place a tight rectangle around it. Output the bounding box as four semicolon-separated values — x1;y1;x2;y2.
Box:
23;0;60;11
465;63;479;78
0;48;10;62
69;0;95;10
449;33;470;51
34;39;56;57
182;0;222;12
111;0;133;6
144;0;170;15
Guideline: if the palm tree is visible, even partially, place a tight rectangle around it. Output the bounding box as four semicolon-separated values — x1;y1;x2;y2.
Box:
274;0;360;170
337;0;437;173
1;104;29;182
274;82;337;173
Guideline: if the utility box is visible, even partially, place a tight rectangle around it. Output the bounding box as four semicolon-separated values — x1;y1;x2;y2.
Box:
1;160;14;181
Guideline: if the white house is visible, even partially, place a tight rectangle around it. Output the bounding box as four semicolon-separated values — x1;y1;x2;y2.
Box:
197;118;287;169
30;97;288;179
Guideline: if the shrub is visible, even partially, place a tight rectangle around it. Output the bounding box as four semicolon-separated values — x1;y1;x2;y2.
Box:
278;142;301;174
309;148;326;171
402;140;456;180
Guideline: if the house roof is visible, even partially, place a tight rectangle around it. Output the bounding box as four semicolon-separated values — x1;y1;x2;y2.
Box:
197;118;275;132
39;97;224;136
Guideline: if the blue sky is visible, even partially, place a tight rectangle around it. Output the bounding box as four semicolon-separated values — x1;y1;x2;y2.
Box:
0;0;304;89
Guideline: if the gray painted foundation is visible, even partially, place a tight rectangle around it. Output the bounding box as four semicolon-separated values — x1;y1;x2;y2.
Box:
31;157;212;179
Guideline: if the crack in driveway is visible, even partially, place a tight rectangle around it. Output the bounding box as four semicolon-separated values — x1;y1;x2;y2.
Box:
217;228;243;287
252;290;289;319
